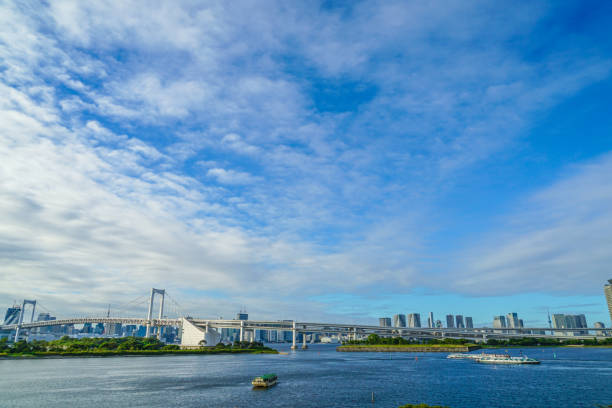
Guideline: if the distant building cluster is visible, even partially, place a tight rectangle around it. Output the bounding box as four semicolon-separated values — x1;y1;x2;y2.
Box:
380;312;473;329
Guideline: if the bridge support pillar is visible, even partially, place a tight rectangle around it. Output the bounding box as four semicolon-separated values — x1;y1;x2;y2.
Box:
291;321;297;350
301;332;308;349
240;320;244;342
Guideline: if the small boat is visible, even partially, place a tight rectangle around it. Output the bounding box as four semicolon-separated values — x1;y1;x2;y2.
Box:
252;374;278;388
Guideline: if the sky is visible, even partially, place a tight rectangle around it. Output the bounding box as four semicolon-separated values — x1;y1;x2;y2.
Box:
1;0;612;327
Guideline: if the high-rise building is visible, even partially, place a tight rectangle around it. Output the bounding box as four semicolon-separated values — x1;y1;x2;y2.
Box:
465;317;473;329
446;314;454;328
107;323;122;336
3;305;21;325
552;313;588;336
435;320;442;328
506;313;520;329
393;314;406;328
81;323;93;334
518;319;524;328
493;315;506;328
594;322;606;337
236;311;248;320
124;325;137;336
379;317;392;327
94;323;105;335
428;312;434;328
36;312;55;334
455;315;465;329
552;314;566;331
605;279;612;324
407;313;421;328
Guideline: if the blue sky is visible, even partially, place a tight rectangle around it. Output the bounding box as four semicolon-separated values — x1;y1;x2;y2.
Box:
1;0;612;327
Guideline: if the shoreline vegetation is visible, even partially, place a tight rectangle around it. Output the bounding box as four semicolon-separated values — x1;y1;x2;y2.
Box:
0;336;277;358
338;334;612;352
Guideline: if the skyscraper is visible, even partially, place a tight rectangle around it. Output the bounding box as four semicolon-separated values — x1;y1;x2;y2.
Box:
605;279;612;324
552;314;566;331
455;315;465;329
506;313;520;328
594;322;606;337
379;317;392;327
428;312;434;328
393;314;406;328
3;305;21;325
446;314;454;328
465;317;473;329
493;316;506;329
407;313;421;328
36;312;55;335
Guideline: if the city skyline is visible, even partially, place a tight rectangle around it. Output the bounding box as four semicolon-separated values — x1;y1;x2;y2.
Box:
1;1;612;326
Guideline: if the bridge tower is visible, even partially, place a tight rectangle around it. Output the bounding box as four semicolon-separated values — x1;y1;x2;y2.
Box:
14;299;36;342
145;288;165;338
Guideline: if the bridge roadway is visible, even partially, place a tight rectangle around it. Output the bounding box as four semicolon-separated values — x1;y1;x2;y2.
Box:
3;317;611;347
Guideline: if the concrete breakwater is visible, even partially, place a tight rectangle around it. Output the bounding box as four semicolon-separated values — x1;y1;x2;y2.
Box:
336;345;481;352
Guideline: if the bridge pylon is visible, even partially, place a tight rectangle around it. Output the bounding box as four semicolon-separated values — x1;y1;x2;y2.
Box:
14;299;36;342
145;288;165;338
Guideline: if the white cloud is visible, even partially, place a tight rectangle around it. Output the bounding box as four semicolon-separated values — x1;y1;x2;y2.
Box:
206;168;260;185
453;153;612;295
1;0;611;320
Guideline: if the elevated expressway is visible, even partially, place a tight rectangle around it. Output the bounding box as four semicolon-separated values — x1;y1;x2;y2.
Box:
3;318;609;348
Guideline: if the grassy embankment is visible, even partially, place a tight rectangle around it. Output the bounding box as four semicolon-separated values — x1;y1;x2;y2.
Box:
0;336;277;358
338;334;479;352
338;333;612;351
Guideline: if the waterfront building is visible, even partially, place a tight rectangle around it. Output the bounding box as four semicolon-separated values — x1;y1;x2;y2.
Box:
123;325;137;336
379;317;392;327
605;279;612;324
81;323;93;334
493;315;506;328
107;323;122;336
506;313;520;328
36;312;55;335
407;313;421;328
552;314;566;333
393;314;406;328
3;305;21;325
455;315;464;329
594;322;606;337
552;313;588;336
94;323;105;335
446;314;454;328
465;317;473;329
428;312;434;328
